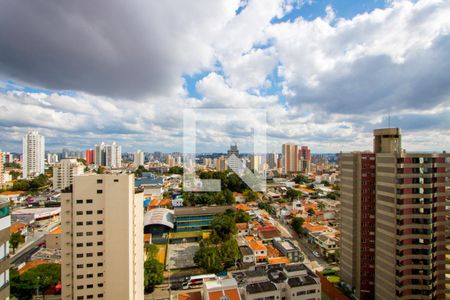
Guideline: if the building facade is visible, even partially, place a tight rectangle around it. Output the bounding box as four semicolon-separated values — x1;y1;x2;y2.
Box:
94;142;121;168
282;144;299;175
134;150;144;167
339;152;376;299
340;128;449;299
22;130;45;179
299;146;311;174
85;149;95;166
53;158;85;190
0;195;10;299
61;174;144;300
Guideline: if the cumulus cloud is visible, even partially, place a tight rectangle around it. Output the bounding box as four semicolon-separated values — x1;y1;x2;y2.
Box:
1;0;450;153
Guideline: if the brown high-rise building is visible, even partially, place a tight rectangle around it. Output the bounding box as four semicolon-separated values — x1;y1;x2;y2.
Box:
339;151;376;299
282;143;299;175
340;128;449;299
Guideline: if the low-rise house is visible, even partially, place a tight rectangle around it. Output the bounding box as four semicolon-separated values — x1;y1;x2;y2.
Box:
234;264;321;300
258;225;281;241
46;226;61;250
236;223;250;236
203;278;242;300
273;238;303;263
239;245;255;266
245;236;267;264
0;191;26;205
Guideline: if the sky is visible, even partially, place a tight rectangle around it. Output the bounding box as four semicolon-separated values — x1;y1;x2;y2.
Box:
0;0;449;154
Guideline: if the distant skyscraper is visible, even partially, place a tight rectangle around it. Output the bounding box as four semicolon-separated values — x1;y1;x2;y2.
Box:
227;144;241;172
282;143;299;175
85;149;95;165
267;152;277;169
0;150;4;184
134;150;144;166
340;128;449;299
22;130;45;179
299;146;311;174
61;174;144;300
52;158;84;190
47;153;59;164
216;156;227;172
94;142;121;168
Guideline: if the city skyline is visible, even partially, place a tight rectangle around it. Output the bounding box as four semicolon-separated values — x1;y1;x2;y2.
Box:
1;0;449;153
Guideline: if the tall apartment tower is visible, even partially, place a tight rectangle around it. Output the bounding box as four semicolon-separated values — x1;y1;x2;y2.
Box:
94;142;121;168
0;150;4;184
0;187;10;299
340;128;449;299
299;145;311;174
374;130;448;299
282;143;299;175
61;174;144;300
94;143;105;166
85;149;95;166
53;159;85;190
339;151;376;299
22;130;45;179
134;150;144;167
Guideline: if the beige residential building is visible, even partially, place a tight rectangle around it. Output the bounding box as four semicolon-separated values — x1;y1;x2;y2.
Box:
53;158;85;190
282;144;299;175
61;174;144;300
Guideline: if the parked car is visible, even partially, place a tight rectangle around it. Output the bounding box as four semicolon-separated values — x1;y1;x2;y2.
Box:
312;251;320;258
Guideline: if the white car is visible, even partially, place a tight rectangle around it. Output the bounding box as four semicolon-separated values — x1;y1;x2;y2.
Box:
312;251;320;258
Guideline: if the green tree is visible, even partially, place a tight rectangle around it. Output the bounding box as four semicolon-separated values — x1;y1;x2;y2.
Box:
243;189;258;201
318;202;326;211
168;166;183;175
193;246;223;273
146;244;159;259
9;170;21;180
211;213;236;241
308;208;315;216
4;162;21;168
10;232;25;254
321;180;330;186
220;239;240;268
77;158;87;166
235;209;250;223
96;166;105;174
291;217;305;235
134;165;146;178
144;258;164;293
286;189;301;200
293;174;309;184
11;263;60;300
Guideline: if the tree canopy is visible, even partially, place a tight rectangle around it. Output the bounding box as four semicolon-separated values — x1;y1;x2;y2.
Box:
11;264;61;300
291;217;305;235
168;166;183;175
144;244;164;293
286;189;301;200
10;232;25;254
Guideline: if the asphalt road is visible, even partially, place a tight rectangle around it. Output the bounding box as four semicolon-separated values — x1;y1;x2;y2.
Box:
10;236;46;267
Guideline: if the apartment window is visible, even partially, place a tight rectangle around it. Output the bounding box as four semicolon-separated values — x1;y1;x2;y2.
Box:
76;243;83;247
86;199;93;204
97;220;103;225
87;296;93;299
76;232;83;237
98;283;104;287
76;200;83;204
86;263;93;268
97;190;103;194
77;296;84;300
97;273;103;277
86;211;93;215
76;254;83;258
86;232;93;236
97;262;103;267
97;252;103;257
98;294;104;298
76;211;83;215
86;221;93;225
77;264;83;269
97;231;103;235
114;179;119;182
97;179;103;184
86;242;93;246
77;285;83;290
87;274;93;278
97;210;103;215
97;241;103;246
86;253;93;257
77;275;83;279
76;222;83;226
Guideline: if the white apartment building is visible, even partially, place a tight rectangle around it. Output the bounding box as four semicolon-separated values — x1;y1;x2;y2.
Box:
53;159;85;190
47;153;59;164
22;131;45;179
94;142;122;168
61;174;144;300
134;150;144;167
0;194;10;299
0;151;4;184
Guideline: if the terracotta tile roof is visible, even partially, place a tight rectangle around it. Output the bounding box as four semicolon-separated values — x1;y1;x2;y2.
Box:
235;204;251;211
268;257;290;265
303;222;326;232
236;223;248;230
247;239;267;252
0;191;25;196
209;289;240;300
49;226;61;235
266;244;281;258
246;201;257;206
10;223;27;234
178;291;202;300
149;199;161;207
160;198;172;206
